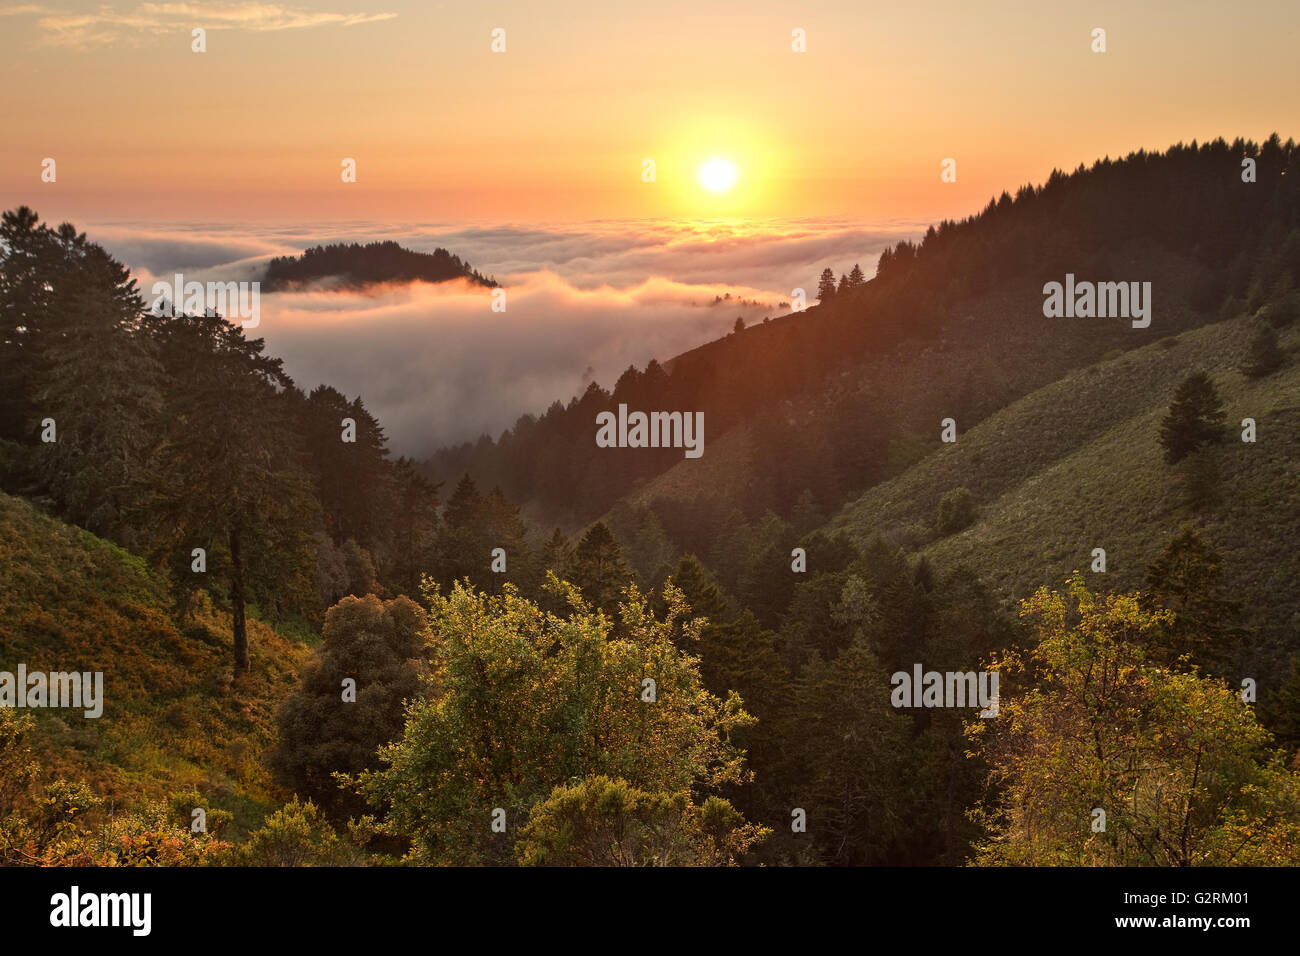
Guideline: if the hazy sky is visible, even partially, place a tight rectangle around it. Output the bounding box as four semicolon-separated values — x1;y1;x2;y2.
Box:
3;0;1297;224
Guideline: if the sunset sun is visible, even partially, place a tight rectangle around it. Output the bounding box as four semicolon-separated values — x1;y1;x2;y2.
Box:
698;157;739;193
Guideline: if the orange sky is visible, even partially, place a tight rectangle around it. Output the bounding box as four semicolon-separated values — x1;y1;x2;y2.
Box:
2;0;1297;224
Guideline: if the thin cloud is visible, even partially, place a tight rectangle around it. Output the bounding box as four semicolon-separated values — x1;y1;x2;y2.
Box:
13;2;396;47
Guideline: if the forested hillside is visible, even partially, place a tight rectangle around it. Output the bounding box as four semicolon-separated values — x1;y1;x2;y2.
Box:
425;137;1299;532
263;240;496;292
2;136;1298;867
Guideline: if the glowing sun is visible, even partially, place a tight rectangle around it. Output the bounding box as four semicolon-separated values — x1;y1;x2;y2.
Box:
698;157;739;193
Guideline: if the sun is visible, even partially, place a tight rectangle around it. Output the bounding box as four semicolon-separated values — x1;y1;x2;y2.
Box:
698;157;739;193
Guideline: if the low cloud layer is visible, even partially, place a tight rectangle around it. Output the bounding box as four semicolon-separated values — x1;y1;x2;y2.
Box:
94;219;921;455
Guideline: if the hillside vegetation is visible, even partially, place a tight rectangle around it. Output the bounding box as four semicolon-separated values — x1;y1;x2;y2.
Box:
0;490;309;832
826;313;1300;660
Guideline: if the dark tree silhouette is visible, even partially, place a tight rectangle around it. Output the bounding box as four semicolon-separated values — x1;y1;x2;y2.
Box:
1159;371;1227;464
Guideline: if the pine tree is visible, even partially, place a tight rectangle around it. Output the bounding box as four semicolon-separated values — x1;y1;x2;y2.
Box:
1141;526;1246;673
1158;371;1227;464
298;385;390;548
848;263;866;288
384;457;441;596
150;311;319;674
816;268;837;303
567;521;632;615
35;266;163;542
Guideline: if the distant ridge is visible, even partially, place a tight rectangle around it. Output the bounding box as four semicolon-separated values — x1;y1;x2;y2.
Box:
263;239;496;291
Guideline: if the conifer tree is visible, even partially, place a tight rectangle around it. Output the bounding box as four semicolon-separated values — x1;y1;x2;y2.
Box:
816;268;837;303
150;311;319;674
1158;371;1227;464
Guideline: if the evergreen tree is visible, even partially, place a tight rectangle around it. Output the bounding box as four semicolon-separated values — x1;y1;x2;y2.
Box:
790;636;910;864
35;267;162;542
298;385;390;549
1141;526;1246;673
816;268;837;303
150;311;319;674
383;457;441;596
1158;371;1227;464
567;521;633;615
539;527;572;576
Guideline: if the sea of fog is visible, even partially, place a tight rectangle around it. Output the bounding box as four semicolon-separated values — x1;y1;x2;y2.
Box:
93;219;923;456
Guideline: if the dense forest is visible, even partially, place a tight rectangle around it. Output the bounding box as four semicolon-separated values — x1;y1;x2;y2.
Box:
262;239;496;291
1;136;1299;866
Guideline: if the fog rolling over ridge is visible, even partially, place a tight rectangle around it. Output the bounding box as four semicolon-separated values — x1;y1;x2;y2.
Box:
96;219;912;454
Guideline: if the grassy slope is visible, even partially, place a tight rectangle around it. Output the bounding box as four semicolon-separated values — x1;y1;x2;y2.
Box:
615;246;1208;519
825;313;1300;661
0;491;311;830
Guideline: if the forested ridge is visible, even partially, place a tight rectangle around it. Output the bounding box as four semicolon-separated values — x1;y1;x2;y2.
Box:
2;135;1299;866
262;239;496;292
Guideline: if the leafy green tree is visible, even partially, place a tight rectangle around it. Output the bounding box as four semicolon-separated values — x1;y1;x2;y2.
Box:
970;577;1300;865
1159;371;1227;464
516;776;767;866
355;578;755;864
274;594;424;818
235;798;367;866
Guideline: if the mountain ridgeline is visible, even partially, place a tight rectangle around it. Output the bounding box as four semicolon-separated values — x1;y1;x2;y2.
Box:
262;240;496;292
423;136;1299;531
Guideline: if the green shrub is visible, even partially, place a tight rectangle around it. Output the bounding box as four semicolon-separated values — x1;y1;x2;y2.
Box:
935;487;976;536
